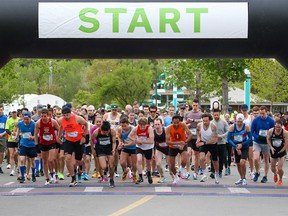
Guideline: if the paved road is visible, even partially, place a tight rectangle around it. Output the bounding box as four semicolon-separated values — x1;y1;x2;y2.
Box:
1;161;288;216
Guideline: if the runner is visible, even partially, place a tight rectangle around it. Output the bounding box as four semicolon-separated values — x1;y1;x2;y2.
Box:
35;108;61;185
154;118;169;183
5;109;20;176
57;106;88;187
184;98;202;180
91;121;117;187
0;104;7;174
196;113;220;184
227;113;252;186
15;111;37;183
117;117;137;183
210;109;229;178
166;115;192;185
128;117;154;184
251;106;275;183
90;116;102;179
163;105;175;127
267;119;288;186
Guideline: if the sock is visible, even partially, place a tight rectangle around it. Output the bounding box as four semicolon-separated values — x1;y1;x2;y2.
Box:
147;171;151;177
139;174;143;180
35;159;40;172
72;175;76;182
31;167;35;177
20;166;26;179
40;159;43;172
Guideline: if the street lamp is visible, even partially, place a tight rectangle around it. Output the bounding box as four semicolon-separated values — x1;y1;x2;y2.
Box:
244;69;251;110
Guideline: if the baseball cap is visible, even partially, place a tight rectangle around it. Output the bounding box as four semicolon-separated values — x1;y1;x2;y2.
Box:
241;104;249;111
36;104;43;110
236;113;245;121
87;105;95;111
23;111;32;118
62;106;71;114
11;108;17;113
111;104;118;109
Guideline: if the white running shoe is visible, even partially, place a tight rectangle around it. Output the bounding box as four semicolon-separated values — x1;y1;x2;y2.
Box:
192;172;198;180
215;173;220;184
158;177;166;183
45;180;50;186
200;175;208;182
235;179;243;186
242;179;247;186
172;175;180;185
10;170;15;176
6;164;11;169
114;173;120;178
249;171;255;180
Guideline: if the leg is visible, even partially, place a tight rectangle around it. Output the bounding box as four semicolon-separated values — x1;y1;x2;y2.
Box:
41;151;49;180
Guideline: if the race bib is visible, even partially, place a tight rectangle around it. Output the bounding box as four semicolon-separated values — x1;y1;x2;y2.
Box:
272;138;282;147
67;131;78;138
0;123;4;129
43;134;53;141
259;130;268;137
22;132;32;139
159;142;168;147
190;128;197;136
234;135;243;142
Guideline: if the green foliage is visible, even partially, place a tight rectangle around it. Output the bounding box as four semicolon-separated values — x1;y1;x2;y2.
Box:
249;59;288;103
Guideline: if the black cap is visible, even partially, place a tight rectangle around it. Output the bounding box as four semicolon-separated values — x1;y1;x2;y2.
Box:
62;106;71;114
241;104;249;110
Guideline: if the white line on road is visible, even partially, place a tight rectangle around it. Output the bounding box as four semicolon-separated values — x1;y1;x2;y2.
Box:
228;188;250;194
4;182;15;186
10;188;34;193
155;187;172;192
84;187;103;192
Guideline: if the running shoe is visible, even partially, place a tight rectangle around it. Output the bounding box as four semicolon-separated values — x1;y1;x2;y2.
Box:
82;172;90;181
35;171;40;177
135;177;143;184
152;171;160;177
45;179;50;186
114;172;120;178
10;169;15;176
172;175;180;185
261;176;268;183
0;167;4;174
200;175;208;182
273;174;278;183
128;169;133;179
235;179;243;186
227;167;231;175
69;180;77;187
109;179;115;188
58;172;65;180
215;173;220;184
19;177;25;183
249;171;255;180
198;168;204;175
192;172;198;180
191;164;195;171
32;175;36;182
210;172;215;179
147;172;153;184
224;168;229;176
164;164;169;172
6;164;11;169
157;177;166;183
253;172;260;182
276;180;283;186
132;173;138;183
92;171;98;178
242;179;247;186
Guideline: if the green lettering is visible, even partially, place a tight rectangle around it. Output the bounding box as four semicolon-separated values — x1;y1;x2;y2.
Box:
79;8;99;33
128;8;152;33
159;8;180;33
105;8;127;33
186;8;208;33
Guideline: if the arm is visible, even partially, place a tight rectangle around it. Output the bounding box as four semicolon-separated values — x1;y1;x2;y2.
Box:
57;118;63;140
141;126;154;145
218;121;229;138
182;122;193;144
227;125;237;148
280;130;288;153
52;119;61;143
206;123;218;144
196;123;205;147
251;119;259;141
242;125;252;148
266;128;274;153
111;129;117;154
34;121;40;145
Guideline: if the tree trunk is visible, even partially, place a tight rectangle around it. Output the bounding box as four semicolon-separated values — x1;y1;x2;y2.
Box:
195;70;202;100
222;77;229;114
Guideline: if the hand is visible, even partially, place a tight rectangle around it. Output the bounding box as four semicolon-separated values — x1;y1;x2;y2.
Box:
196;141;204;148
236;149;241;155
279;147;285;153
270;147;275;154
236;144;242;150
28;135;34;140
117;143;123;150
136;140;142;146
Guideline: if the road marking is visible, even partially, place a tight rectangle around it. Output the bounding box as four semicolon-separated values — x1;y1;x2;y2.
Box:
84;187;103;192
155;187;171;192
10;188;34;193
108;195;154;216
4;182;15;186
228;188;250;194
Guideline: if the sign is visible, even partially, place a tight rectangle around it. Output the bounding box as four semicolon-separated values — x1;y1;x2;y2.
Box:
39;2;248;39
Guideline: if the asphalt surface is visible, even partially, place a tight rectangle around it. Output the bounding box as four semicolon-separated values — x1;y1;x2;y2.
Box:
1;161;288;216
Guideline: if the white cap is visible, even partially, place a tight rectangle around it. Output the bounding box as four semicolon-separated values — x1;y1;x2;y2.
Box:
87;105;95;111
236;113;245;121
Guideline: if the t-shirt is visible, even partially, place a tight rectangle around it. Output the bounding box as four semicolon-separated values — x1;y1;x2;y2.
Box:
212;118;229;145
0;114;7;134
5;117;20;142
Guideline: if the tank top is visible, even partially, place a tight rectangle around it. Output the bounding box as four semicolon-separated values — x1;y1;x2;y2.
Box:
169;123;186;148
231;123;248;147
39;118;56;145
201;123;214;143
121;126;136;150
96;129;112;147
271;128;284;149
106;113;120;129
136;125;154;150
154;128;168;148
62;114;83;142
18;120;35;148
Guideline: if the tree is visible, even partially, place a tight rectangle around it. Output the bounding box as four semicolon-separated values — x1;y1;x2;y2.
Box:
249;59;288;108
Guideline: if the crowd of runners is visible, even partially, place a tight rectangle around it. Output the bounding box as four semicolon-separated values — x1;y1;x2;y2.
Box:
0;99;287;188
